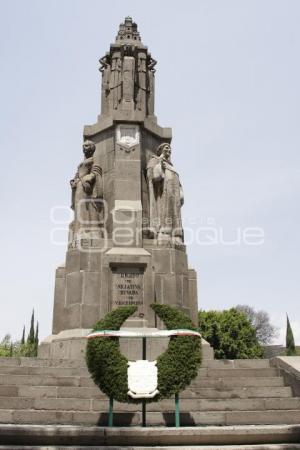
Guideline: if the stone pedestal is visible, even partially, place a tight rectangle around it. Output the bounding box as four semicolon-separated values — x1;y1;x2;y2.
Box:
49;241;199;338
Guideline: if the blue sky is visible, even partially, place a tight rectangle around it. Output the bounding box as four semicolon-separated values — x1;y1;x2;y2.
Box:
0;0;299;344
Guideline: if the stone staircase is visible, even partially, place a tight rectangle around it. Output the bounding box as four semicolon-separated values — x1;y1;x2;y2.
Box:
0;357;299;428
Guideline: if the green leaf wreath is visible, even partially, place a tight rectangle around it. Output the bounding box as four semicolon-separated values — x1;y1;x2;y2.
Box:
86;304;202;403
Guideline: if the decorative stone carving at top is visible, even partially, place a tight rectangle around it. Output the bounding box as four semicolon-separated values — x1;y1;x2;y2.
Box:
99;17;157;118
115;16;141;42
69;140;104;244
147;143;184;244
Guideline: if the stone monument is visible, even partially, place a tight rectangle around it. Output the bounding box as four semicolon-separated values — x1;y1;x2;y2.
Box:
40;17;205;360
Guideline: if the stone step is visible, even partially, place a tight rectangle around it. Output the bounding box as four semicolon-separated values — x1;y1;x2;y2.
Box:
1;446;300;450
192;377;285;388
90;397;300;413
184;386;293;399
0;385;102;399
0;358;86;368
202;359;271;369
0;366;88;376
195;368;279;379
0;409;299;426
1;396;299;413
0;373;284;388
0;365;279;380
0;357;271;369
2;385;291;400
1;423;300;446
135;410;300;427
0;374;82;387
91;375;289;390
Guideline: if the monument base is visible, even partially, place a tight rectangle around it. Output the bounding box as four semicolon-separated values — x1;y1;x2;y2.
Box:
38;329;213;361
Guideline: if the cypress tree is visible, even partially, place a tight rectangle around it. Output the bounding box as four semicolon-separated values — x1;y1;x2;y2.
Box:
35;322;39;346
21;326;25;345
27;310;35;344
286;314;296;356
33;321;39;357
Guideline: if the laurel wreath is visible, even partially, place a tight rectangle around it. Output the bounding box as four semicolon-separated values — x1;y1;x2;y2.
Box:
85;304;202;403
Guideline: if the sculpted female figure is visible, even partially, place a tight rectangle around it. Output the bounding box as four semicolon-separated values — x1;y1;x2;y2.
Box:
147;143;184;244
70;140;103;241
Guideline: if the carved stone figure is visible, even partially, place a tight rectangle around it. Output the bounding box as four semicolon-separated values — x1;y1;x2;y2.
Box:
147;143;184;243
109;52;122;110
99;55;110;90
136;52;147;111
99;55;111;115
147;56;157;116
70;140;103;240
122;56;135;104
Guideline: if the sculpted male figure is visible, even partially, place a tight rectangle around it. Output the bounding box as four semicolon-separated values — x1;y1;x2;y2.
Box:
147;143;184;244
70;140;103;242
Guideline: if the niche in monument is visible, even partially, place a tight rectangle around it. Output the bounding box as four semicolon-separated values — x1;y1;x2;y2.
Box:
111;266;144;314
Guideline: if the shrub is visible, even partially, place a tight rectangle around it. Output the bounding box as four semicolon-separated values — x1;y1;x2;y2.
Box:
198;308;263;359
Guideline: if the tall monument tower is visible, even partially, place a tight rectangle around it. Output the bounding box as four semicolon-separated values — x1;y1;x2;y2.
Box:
41;17;199;358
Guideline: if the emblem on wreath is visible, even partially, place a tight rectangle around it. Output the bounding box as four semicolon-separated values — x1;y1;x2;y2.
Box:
127;360;159;399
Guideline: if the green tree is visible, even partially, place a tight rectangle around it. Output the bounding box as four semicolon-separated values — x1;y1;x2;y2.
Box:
198;308;263;359
0;334;12;357
0;310;40;358
33;321;39;357
27;310;35;344
286;314;296;356
21;326;25;345
236;304;278;344
35;322;39;346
